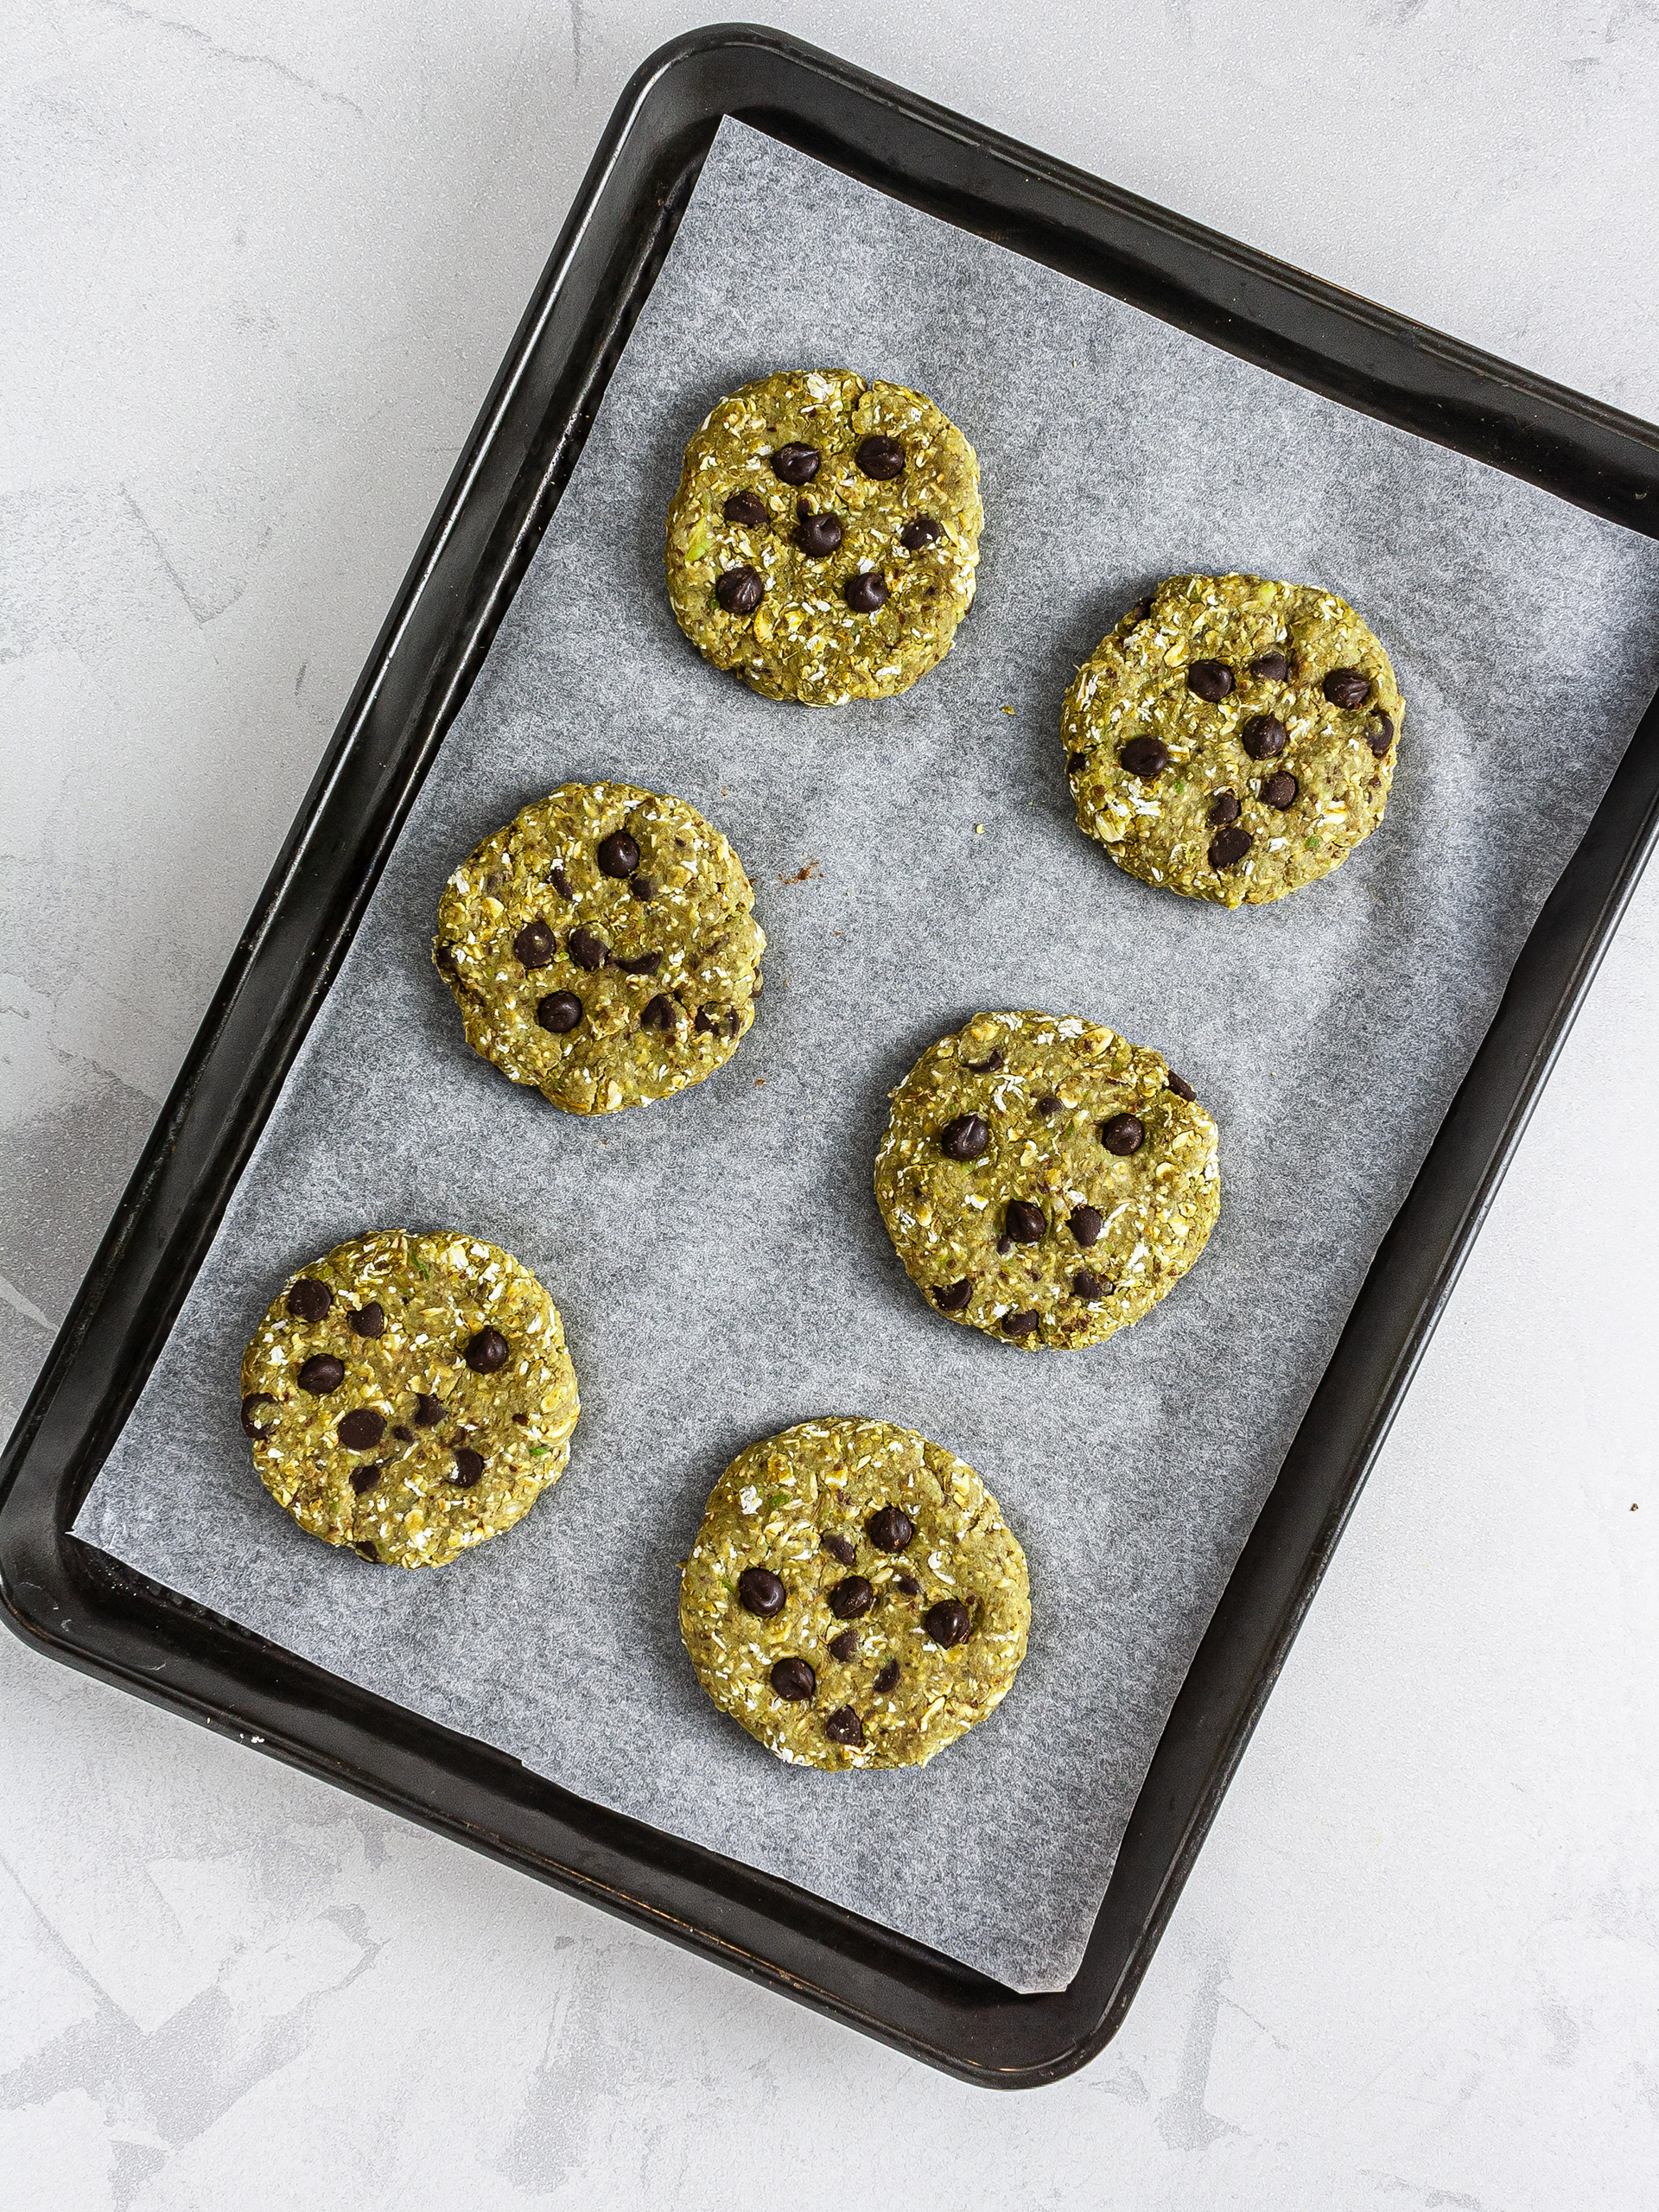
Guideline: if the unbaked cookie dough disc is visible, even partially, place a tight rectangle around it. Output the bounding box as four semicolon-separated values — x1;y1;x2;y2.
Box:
435;781;765;1115
664;369;982;705
874;1010;1219;1351
679;1418;1030;1771
1064;573;1405;906
239;1230;580;1568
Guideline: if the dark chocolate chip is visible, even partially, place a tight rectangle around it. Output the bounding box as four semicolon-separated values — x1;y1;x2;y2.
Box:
723;487;767;526
512;1412;528;1425
827;1575;874;1621
726;1007;741;1038
513;918;555;968
434;942;458;972
867;1505;915;1553
1187;659;1235;702
794;507;843;557
893;1573;922;1597
873;1659;900;1694
1006;1199;1046;1243
1323;666;1371;709
1209;825;1253;869
737;1566;786;1617
350;1462;384;1494
925;1599;972;1646
962;1050;1003;1072
287;1278;333;1323
1120;734;1169;779
995;1234;1014;1256
466;1328;509;1374
597;831;639;878
1249;650;1291;682
1067;750;1089;774
537;990;582;1033
842;569;888;613
1100;1113;1145;1155
613;950;662;975
1074;1268;1105;1302
1036;1093;1060;1116
354;1541;379;1561
1241;714;1287;760
1262;771;1299;809
694;1007;723;1034
451;1447;485;1488
550;866;575;901
641;993;677;1032
821;1531;856;1567
569;927;608;970
298;1354;345;1395
413;1394;444;1428
392;1425;414;1444
239;1392;278;1439
770;1657;816;1700
338;1408;385;1452
824;1706;865;1746
900;515;942;549
629;874;657;902
349;1302;385;1338
1209;789;1240;825
939;1112;989;1160
1166;1071;1198;1102
1368;712;1395;758
828;1629;860;1663
771;443;820;484
1003;1310;1040;1336
1070;1204;1103;1247
715;565;764;614
855;434;906;479
933;1279;973;1313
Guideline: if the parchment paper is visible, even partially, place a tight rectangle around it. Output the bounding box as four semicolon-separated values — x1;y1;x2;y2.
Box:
78;123;1659;1991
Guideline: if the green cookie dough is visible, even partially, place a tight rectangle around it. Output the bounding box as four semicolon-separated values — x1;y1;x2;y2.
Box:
435;781;765;1116
679;1417;1029;1771
1064;573;1404;906
239;1230;580;1569
874;1010;1219;1351
664;370;982;705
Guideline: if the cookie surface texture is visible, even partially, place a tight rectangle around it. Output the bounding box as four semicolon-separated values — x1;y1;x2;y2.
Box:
874;1010;1219;1350
664;369;982;704
240;1230;580;1568
680;1417;1030;1770
435;781;765;1115
1064;573;1404;905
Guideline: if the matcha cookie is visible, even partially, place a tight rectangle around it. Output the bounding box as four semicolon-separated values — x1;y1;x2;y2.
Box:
1064;574;1404;906
435;782;765;1115
240;1230;579;1568
874;1011;1218;1350
664;370;981;705
680;1418;1029;1770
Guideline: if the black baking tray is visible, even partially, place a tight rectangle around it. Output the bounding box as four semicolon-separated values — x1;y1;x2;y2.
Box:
5;24;1659;2089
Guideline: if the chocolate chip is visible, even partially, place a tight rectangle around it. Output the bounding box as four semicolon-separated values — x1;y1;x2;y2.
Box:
995;1234;1014;1255
597;831;639;878
569;926;608;970
1166;1071;1197;1102
466;1328;508;1373
939;1112;988;1160
1249;650;1291;682
925;1599;972;1646
1100;1113;1144;1155
1323;666;1370;709
287;1279;332;1323
737;1566;785;1617
1187;659;1235;701
827;1575;874;1620
933;1279;973;1313
537;990;582;1033
413;1394;444;1428
874;1658;900;1694
694;1006;727;1035
1241;714;1287;760
1004;1310;1040;1336
723;487;767;526
828;1629;859;1662
715;565;764;614
867;1505;915;1553
771;443;820;484
512;1412;528;1426
613;950;662;975
825;1706;865;1746
1209;789;1240;825
770;1657;816;1700
893;1573;922;1597
1036;1093;1060;1116
350;1462;383;1493
1368;712;1395;758
550;866;575;901
1074;1269;1105;1301
435;942;458;972
513;918;555;967
451;1447;485;1488
962;1050;1003;1072
842;569;888;613
821;1531;856;1566
1067;750;1089;774
239;1392;277;1439
641;993;677;1032
900;515;942;549
1070;1205;1103;1246
338;1408;385;1451
1209;825;1253;869
349;1302;385;1338
855;434;905;479
630;874;657;902
1120;734;1169;779
1006;1199;1046;1243
354;1541;379;1561
794;507;843;556
298;1354;344;1395
1262;771;1299;808
392;1425;414;1443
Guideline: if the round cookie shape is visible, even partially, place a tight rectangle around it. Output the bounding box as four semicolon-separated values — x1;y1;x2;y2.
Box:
664;370;982;706
680;1418;1029;1770
1063;574;1405;906
241;1230;580;1568
874;1011;1219;1351
435;782;765;1115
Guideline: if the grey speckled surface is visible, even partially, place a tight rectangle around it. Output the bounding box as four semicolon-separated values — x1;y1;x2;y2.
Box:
73;121;1659;1992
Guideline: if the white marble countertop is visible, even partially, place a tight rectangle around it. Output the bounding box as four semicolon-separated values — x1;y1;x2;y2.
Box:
3;3;1656;2202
